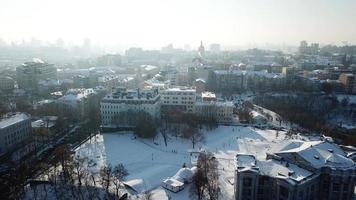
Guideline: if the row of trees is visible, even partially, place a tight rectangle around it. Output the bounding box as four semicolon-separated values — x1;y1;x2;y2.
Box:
254;93;356;145
113;111;158;139
0;143;131;200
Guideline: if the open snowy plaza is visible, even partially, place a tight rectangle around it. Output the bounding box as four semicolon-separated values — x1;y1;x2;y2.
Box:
75;125;306;200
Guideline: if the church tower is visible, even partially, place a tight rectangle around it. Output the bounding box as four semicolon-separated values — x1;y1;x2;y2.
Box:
198;40;205;58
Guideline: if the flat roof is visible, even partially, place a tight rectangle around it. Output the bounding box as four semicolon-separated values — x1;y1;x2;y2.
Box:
0;113;30;129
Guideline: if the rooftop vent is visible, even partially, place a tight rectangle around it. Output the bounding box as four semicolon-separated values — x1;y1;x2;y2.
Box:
288;171;295;176
278;172;286;177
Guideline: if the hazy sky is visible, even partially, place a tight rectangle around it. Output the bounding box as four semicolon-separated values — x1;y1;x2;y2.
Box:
1;0;356;48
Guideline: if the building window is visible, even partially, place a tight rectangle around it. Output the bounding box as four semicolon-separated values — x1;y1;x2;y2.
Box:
279;186;289;198
243;177;252;187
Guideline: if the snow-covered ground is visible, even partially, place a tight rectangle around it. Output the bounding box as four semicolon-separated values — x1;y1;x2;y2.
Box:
75;126;305;200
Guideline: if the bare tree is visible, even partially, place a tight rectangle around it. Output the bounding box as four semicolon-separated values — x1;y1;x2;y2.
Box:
182;126;205;149
112;163;129;198
190;168;206;200
159;121;169;147
100;164;113;195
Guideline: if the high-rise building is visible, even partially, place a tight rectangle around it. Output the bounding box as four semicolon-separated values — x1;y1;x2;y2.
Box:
299;41;319;55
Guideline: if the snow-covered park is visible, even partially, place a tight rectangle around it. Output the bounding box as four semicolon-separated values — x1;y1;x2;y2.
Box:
75;126;303;200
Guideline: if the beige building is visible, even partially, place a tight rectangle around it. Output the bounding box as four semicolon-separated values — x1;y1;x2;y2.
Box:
339;73;356;94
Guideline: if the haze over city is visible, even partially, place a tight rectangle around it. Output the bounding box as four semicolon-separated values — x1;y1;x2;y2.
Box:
1;1;356;200
1;0;356;49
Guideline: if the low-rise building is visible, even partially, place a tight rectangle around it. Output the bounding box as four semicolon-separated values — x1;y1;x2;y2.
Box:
0;113;32;154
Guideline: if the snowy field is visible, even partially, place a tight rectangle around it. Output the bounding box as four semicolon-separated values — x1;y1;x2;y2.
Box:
75;126;304;200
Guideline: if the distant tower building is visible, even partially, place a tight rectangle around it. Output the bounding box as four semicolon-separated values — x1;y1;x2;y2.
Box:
198;41;205;58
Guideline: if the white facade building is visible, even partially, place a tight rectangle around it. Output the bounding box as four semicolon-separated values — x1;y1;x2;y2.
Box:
0;113;31;154
160;87;196;116
100;88;160;127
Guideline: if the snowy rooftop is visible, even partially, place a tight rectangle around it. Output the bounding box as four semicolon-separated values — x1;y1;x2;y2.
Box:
258;160;313;185
0;113;30;129
103;88;160;101
235;154;258;172
214;69;284;78
214;70;246;75
141;65;158;71
59;88;97;102
162;178;184;187
31;119;55;128
201;92;216;99
235;154;314;185
172;167;196;183
164;87;196;93
195;78;206;83
276;140;355;169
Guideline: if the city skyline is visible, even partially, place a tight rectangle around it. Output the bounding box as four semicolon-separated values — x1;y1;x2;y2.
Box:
1;0;356;49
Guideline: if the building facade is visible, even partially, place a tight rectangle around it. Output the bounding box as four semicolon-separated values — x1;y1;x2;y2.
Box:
234;140;356;200
16;59;57;91
160;87;196;116
339;73;356;94
195;92;234;123
0;76;15;92
100;87;160;127
0;113;32;154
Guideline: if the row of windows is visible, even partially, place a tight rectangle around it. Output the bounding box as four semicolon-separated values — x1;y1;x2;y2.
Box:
163;96;193;100
4;131;30;146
